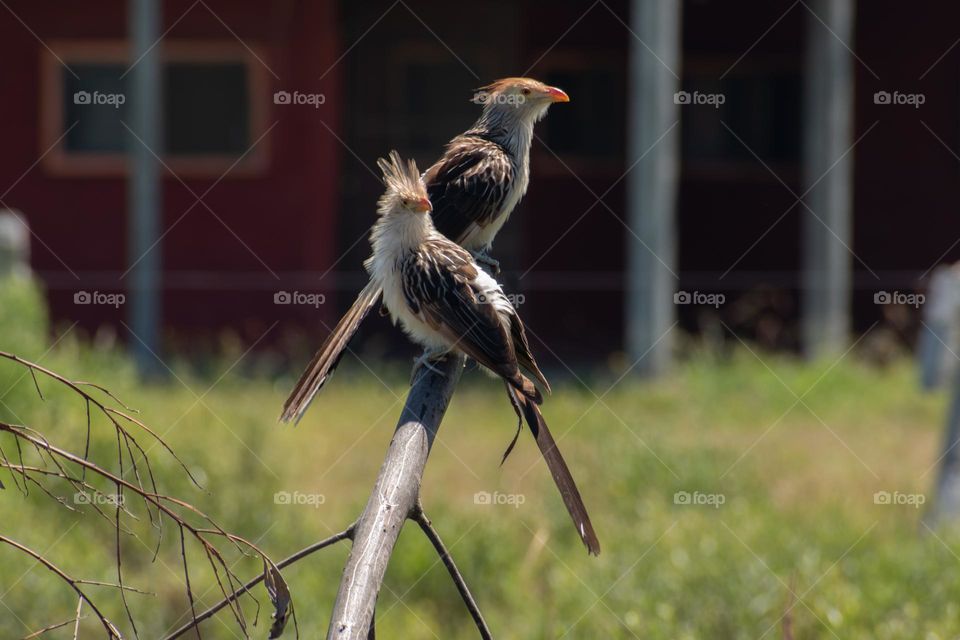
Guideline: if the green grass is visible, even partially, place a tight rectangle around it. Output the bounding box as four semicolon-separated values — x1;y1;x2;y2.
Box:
0;276;957;639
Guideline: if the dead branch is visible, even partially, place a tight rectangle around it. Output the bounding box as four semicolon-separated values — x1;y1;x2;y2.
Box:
0;535;122;638
411;502;492;639
19;616;81;640
326;355;490;639
0;353;290;638
164;526;355;640
2;349;500;638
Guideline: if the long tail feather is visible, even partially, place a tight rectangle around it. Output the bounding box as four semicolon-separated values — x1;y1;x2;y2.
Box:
280;281;382;424
506;384;601;555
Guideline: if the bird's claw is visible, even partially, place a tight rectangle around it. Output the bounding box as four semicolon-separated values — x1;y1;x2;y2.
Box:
473;251;501;276
411;351;448;384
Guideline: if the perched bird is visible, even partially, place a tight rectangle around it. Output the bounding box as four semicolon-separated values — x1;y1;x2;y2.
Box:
281;78;570;424
364;151;600;555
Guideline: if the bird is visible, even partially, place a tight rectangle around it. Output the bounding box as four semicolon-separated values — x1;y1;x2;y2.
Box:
280;78;570;424
364;151;600;555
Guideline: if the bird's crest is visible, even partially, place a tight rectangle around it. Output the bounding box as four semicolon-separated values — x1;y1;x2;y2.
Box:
377;151;425;200
471;77;546;103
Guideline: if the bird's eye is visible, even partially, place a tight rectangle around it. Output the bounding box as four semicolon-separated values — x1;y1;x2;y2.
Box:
401;199;409;207
521;88;531;96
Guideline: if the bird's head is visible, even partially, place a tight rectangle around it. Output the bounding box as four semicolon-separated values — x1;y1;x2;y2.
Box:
471;77;570;123
376;151;432;216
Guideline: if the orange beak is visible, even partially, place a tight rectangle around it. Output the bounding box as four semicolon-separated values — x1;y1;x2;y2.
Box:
414;197;432;213
543;86;570;103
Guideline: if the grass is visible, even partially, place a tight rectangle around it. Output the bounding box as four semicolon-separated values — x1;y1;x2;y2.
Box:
0;275;957;639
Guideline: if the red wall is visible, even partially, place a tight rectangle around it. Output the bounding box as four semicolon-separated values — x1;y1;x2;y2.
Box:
0;0;341;345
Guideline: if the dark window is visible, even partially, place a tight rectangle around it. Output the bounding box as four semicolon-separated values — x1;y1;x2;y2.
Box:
681;72;801;163
61;61;250;155
63;64;127;153
165;63;249;155
394;60;474;153
542;69;625;158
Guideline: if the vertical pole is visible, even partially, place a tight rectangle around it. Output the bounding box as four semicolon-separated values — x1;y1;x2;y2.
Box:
801;0;855;357
626;0;682;376
128;0;163;375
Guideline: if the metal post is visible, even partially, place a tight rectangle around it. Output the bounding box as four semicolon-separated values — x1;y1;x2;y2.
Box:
801;0;855;357
625;0;682;376
128;0;163;375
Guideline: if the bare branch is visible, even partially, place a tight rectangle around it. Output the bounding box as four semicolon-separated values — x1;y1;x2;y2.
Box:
17;616;80;640
327;355;467;639
73;597;83;640
0;535;122;638
1;344;498;638
411;503;492;639
164;526;355;640
0;353;288;638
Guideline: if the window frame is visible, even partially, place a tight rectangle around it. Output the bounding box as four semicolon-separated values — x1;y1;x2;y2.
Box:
40;40;271;178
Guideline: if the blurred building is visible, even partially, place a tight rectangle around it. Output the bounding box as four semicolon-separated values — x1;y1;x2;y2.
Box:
0;0;954;365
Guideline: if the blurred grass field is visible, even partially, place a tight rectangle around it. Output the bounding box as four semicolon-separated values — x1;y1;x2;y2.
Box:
0;275;958;639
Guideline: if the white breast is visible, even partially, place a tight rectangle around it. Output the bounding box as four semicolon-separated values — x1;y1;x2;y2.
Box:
467;157;530;251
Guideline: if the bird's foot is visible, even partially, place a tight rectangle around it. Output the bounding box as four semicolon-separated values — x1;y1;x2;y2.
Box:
410;350;449;384
472;250;501;276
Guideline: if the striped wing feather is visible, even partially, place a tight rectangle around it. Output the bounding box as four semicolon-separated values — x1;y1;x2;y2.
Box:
401;240;540;403
424;136;514;245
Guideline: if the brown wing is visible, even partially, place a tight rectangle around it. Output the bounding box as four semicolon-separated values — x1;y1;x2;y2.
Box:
423;136;514;246
400;239;540;403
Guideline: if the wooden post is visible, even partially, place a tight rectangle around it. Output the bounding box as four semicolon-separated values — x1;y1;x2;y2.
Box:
327;355;466;639
625;0;682;376
801;0;855;357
